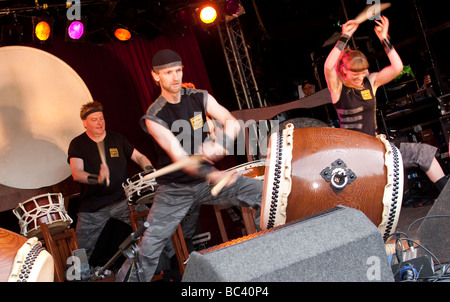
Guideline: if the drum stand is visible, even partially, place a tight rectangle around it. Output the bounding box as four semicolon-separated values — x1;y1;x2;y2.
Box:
93;222;149;282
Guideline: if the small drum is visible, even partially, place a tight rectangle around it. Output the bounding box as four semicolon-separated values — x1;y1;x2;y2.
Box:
123;170;158;205
261;124;403;241
13;193;73;239
226;159;266;180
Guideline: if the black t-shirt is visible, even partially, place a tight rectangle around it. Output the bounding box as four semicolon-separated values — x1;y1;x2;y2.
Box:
333;77;376;136
67;130;134;212
140;88;210;185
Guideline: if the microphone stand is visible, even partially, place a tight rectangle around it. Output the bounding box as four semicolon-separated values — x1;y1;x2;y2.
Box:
93;222;149;281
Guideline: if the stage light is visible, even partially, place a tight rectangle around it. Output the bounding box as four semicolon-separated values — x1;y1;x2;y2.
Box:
32;16;54;44
68;21;84;39
65;19;86;42
225;0;240;16
35;21;51;41
224;0;245;21
199;5;217;24
114;27;132;41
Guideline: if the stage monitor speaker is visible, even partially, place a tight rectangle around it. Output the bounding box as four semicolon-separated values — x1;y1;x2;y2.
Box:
182;206;394;282
417;179;450;263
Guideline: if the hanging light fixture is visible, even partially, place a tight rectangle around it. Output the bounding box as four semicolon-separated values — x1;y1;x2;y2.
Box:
66;19;86;42
199;5;218;24
32;16;54;44
114;26;132;41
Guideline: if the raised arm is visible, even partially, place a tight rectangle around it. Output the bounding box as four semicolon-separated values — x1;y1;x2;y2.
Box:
371;16;403;89
324;20;359;103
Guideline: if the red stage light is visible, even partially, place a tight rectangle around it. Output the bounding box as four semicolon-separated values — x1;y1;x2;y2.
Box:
114;28;131;41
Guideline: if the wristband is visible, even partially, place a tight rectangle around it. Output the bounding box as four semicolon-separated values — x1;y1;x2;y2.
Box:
145;165;154;171
87;174;100;184
381;38;393;53
335;34;350;51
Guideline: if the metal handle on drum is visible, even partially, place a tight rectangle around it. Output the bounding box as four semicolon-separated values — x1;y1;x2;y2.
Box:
320;159;357;194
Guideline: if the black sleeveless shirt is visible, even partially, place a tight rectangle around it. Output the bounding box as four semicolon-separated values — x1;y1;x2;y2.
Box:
333;77;376;136
140;88;210;185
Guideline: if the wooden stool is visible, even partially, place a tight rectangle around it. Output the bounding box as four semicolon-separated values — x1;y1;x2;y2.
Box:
40;223;79;282
213;206;257;242
128;205;189;276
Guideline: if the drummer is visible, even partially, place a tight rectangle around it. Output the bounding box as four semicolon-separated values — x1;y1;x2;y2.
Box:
67;101;153;262
324;16;448;192
116;49;263;282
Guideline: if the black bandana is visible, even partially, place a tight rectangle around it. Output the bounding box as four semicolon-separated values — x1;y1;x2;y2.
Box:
152;49;182;72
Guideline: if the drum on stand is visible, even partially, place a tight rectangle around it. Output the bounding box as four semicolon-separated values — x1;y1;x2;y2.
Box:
123;170;158;205
13;193;73;239
261;124;403;241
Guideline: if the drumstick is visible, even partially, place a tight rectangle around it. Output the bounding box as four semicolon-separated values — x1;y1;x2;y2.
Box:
346;3;391;30
211;173;234;197
142;155;205;181
96;140;110;186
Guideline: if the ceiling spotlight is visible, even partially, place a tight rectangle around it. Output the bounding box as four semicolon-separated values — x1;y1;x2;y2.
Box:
114;27;132;41
32;17;54;43
199;5;217;24
68;20;84;40
225;0;241;16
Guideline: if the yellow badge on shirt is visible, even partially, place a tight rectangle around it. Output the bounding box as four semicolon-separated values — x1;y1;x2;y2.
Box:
360;89;372;100
109;148;119;158
190;114;204;130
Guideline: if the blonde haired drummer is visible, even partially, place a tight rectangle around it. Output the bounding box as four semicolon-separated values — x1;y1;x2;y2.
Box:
68;101;153;261
324;16;448;192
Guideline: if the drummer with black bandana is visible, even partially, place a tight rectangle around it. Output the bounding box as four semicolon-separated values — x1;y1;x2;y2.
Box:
67;101;153;263
116;49;263;282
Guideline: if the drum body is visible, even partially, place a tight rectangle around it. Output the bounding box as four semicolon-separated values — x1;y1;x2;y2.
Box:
123;170;158;205
13;193;73;239
226;160;265;180
0;228;54;282
261;125;403;241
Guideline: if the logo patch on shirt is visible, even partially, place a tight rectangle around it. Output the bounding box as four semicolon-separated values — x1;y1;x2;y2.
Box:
109;148;119;158
360;89;372;100
190;113;204;130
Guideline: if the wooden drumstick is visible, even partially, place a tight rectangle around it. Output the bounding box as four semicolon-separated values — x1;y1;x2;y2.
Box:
96;140;110;186
346;3;391;30
211;173;234;197
142;155;205;182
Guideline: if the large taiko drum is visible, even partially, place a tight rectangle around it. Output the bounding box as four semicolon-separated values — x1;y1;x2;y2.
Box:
13;193;73;239
123;170;158;205
0;228;54;282
261;124;403;241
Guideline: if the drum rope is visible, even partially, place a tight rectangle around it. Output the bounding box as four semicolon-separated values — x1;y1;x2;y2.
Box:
14;193;72;236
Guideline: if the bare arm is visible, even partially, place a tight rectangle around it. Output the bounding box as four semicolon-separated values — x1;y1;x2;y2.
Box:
130;149;153;170
69;157;109;184
371;16;403;89
324;20;359;104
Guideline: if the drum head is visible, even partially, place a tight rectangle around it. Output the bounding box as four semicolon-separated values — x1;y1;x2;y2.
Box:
0;46;92;189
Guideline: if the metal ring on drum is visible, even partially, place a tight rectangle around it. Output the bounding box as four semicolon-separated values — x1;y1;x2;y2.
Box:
260;124;403;242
